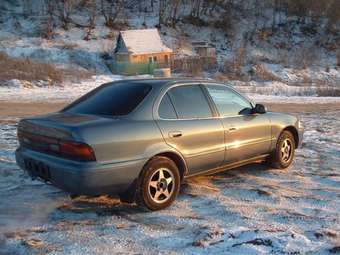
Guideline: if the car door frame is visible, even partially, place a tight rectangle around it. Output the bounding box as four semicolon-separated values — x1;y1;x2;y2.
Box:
201;82;272;164
152;82;226;175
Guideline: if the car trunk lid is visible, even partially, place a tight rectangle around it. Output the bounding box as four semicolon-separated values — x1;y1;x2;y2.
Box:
17;112;113;161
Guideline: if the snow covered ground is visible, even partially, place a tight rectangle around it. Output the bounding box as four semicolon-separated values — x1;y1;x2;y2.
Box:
0;75;151;103
0;101;339;254
1;75;340;105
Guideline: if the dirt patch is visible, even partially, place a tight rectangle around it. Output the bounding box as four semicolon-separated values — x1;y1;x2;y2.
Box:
0;101;65;119
264;102;340;114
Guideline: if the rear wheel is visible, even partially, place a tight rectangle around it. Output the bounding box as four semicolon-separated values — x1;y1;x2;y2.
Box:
136;156;180;211
268;130;295;169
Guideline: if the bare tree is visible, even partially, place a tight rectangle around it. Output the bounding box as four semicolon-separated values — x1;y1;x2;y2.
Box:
101;0;125;28
190;0;203;19
158;0;166;26
57;0;80;30
84;2;97;40
169;0;182;27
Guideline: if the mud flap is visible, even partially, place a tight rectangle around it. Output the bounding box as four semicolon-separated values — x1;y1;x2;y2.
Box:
119;178;138;203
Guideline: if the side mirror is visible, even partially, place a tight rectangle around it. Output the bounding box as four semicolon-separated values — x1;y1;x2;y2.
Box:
253;103;267;114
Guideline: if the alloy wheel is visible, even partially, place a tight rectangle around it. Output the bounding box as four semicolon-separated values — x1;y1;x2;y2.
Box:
281;138;292;162
148;168;175;204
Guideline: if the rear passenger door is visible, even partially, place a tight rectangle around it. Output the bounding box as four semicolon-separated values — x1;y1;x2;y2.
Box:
156;84;225;175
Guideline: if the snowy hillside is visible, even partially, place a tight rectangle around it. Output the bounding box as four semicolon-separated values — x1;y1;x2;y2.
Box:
0;0;339;97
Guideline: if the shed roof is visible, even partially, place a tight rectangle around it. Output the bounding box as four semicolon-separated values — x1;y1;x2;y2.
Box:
119;29;173;55
192;41;215;48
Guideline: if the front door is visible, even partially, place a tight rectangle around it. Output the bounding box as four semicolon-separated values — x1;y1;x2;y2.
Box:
156;84;225;174
204;84;271;163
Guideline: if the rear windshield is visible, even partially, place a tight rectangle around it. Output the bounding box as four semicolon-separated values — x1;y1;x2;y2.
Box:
63;82;152;116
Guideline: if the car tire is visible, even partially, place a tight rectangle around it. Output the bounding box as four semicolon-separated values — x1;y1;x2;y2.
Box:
136;156;180;211
268;130;295;169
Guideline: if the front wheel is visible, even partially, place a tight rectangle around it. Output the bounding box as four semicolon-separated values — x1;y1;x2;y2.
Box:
136;156;180;211
268;130;295;169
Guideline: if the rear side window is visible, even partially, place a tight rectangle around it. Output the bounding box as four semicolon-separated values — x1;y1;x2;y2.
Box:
168;85;212;119
64;82;151;116
159;94;177;119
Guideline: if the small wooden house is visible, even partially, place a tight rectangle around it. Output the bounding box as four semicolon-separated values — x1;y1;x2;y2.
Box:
192;41;216;58
113;29;173;74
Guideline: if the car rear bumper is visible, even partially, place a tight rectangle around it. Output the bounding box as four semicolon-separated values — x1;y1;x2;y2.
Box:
15;147;145;196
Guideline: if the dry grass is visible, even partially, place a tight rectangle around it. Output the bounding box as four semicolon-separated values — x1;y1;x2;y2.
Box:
221;46;250;81
0;52;93;86
61;43;78;50
213;72;230;81
316;86;340;97
251;63;281;81
40;16;55;39
291;46;320;69
0;52;63;85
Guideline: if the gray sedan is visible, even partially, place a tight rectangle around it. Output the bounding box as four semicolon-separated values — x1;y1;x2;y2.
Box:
16;79;303;210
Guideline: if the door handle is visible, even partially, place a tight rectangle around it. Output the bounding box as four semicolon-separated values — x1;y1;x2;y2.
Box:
228;127;238;132
169;131;182;138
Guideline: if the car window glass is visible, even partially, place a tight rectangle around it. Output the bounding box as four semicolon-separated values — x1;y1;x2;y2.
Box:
64;82;151;116
159;94;177;119
168;85;212;119
205;85;252;116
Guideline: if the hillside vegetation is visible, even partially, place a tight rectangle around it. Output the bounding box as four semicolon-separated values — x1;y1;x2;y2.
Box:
0;0;339;95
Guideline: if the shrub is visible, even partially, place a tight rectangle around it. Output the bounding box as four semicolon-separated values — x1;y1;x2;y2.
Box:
40;16;55;39
213;72;230;81
221;46;249;81
290;46;320;69
182;15;208;27
251;63;281;81
316;87;340;97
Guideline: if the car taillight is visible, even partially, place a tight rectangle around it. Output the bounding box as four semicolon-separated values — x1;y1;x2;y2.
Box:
59;141;96;161
18;130;96;161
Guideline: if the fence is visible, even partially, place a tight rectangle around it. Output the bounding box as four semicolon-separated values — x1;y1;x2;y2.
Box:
172;56;217;75
107;57;217;76
108;61;170;75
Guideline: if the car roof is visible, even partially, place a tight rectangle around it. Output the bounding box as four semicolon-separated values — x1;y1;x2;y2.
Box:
108;78;223;88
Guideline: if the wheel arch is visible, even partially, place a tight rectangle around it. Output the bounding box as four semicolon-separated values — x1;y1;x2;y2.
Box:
282;126;299;148
146;151;188;181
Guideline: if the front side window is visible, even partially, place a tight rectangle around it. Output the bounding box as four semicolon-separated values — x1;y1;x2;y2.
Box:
168;85;212;119
205;84;252;117
64;82;151;116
